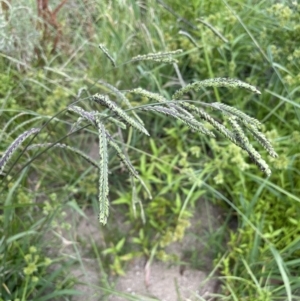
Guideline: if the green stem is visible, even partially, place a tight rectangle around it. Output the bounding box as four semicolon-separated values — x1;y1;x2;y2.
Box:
201;30;221;102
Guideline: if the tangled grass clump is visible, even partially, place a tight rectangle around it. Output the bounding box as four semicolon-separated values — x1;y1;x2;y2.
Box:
0;46;277;225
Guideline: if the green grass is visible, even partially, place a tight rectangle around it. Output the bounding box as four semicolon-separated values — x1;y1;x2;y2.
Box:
1;0;300;300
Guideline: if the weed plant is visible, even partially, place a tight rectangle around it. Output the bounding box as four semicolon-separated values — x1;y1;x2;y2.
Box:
1;48;274;225
0;0;299;300
159;0;300;300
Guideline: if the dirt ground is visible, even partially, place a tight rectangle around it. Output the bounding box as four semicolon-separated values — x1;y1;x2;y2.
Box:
59;199;224;301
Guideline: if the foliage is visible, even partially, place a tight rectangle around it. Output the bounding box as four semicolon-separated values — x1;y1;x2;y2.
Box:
0;0;299;300
1;50;275;226
0;176;77;300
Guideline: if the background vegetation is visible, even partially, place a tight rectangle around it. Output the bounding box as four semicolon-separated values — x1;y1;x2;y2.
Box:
0;0;299;300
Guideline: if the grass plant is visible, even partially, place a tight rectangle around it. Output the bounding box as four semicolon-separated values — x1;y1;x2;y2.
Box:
0;0;299;300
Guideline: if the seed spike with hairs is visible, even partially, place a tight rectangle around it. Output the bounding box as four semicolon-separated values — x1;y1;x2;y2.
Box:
138;176;152;200
104;116;127;130
131;50;182;64
107;137;139;178
246;144;272;177
142;105;215;137
68;106;127;130
0;128;39;174
179;102;239;145
27;143;99;169
107;135;151;199
95;115;109;225
98;80;144;126
69;117;84;133
68;106;96;125
106;133;152;199
181;102;273;176
131;87;169;104
228;117;250;148
171;104;195;119
244;124;278;158
93;94;149;136
172;78;261;100
228;117;271;176
211;102;262;128
131;87;194;119
76;86;88;99
99;44;116;67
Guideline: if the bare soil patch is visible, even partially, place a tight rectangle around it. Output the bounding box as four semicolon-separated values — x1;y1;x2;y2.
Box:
64;199;224;301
